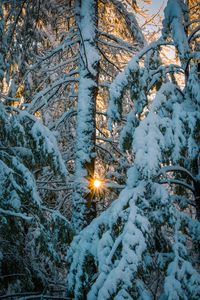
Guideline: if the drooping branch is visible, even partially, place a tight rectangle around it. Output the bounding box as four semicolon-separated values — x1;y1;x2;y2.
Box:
159;165;196;182
159;178;195;193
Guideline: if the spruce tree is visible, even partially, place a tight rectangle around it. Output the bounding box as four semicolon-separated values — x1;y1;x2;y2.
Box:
66;1;200;299
0;104;71;293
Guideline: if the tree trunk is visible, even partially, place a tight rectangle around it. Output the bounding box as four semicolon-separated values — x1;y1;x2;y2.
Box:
72;0;100;233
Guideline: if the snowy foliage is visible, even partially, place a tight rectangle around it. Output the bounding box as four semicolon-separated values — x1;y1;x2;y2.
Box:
0;104;71;293
162;0;190;65
1;0;147;293
110;0;145;46
66;1;200;298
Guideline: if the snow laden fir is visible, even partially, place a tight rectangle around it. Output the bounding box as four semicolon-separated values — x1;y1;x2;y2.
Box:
0;104;72;290
66;0;200;299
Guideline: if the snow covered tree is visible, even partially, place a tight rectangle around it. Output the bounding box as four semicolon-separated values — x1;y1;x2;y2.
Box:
70;0;100;232
66;0;200;298
25;0;144;232
0;103;72;293
0;0;52;103
0;1;74;293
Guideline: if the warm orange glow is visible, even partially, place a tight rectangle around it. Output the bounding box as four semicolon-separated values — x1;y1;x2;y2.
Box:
93;179;102;189
89;177;105;195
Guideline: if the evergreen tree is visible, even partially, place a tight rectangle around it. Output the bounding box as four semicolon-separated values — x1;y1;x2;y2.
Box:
26;0;144;231
66;1;200;298
0;0;73;293
0;103;72;293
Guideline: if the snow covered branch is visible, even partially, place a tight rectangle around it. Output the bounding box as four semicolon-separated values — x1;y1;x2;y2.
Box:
0;208;33;221
159;165;196;182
